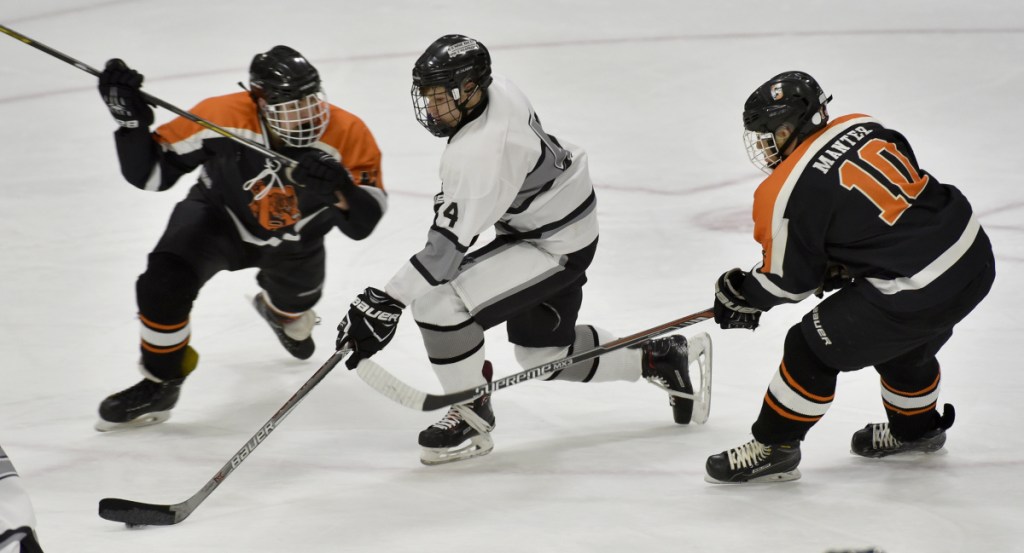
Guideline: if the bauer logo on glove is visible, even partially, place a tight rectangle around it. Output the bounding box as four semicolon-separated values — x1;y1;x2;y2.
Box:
351;296;402;322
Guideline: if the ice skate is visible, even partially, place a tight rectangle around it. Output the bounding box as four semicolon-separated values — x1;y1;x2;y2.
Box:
253;292;317;360
418;393;495;465
95;346;197;432
96;377;185;432
705;438;802;483
851;404;954;458
640;332;712;424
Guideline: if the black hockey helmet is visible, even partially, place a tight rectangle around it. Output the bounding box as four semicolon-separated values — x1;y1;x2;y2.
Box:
248;46;329;147
249;45;321;104
742;71;832;172
411;35;493;137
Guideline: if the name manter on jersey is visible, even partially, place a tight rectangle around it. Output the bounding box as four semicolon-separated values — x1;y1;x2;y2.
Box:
741;113;992;312
385;75;599;304
132;91;383;247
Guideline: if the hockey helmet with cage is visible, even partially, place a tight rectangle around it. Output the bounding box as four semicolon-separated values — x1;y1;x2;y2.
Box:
411;35;493;137
249;45;330;147
742;71;832;173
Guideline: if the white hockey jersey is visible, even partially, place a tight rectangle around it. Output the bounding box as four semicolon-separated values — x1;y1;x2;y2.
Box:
0;446;39;553
385;75;599;305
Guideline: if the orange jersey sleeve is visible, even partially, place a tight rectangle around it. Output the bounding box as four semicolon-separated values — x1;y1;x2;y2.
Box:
320;106;384;191
153;91;263;154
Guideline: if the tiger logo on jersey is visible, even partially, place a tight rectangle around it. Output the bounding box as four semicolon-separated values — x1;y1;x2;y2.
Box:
248;181;302;230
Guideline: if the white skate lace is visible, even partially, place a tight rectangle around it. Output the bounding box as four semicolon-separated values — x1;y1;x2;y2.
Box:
871;423;901;450
430;407;464;430
727;440;771;470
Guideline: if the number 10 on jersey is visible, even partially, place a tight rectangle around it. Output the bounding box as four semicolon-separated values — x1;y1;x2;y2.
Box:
838;138;930;225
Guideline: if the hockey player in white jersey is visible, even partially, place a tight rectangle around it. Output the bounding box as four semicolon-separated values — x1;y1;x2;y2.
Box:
0;445;43;553
337;35;712;465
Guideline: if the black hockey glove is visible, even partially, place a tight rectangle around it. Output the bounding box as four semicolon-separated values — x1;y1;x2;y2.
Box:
286;149;356;204
98;59;153;129
337;287;405;369
714;268;762;330
814;264;853;298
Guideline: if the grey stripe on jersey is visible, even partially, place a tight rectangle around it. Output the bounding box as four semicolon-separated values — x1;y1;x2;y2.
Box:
410;226;469;286
468;255;569;317
507;144;568;215
0;447;15;479
498;190;597;240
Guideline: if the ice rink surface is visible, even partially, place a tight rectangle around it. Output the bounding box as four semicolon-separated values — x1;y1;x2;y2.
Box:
2;2;1022;552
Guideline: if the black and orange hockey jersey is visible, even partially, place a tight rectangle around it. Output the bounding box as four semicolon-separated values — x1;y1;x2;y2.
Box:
114;91;384;246
739;113;993;313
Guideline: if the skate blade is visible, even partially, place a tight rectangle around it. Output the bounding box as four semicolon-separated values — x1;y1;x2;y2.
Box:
851;446;947;459
659;332;713;425
94;411;171;432
703;468;801;484
688;332;713;425
420;434;495;466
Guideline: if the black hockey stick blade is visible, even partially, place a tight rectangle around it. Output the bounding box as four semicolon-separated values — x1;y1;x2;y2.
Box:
98;498;182;526
356;308;714;411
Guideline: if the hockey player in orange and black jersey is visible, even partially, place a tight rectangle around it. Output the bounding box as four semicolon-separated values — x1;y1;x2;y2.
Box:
94;46;386;431
704;71;994;483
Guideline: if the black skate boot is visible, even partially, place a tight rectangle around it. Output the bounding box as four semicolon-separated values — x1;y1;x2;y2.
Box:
253;292;316;360
95;345;197;432
96;378;184;432
418;393;496;465
641;333;713;424
705;438;802;483
851;404;955;458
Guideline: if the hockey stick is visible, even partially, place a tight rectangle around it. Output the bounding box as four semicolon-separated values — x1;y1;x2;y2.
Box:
97;348;349;526
0;24;297;168
355;308;714;411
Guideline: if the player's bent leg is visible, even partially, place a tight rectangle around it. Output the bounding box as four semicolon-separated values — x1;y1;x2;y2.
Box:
854;338;955;458
97;253;201;432
413;285;495;464
705;326;837;482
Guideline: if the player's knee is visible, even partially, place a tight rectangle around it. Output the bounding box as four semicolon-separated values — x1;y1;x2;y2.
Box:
136;253;200;320
411;284;470;327
784;325;841;377
415;287;484;364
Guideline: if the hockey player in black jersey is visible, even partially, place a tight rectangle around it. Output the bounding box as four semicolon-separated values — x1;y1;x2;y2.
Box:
94;46;387;431
705;71;995;483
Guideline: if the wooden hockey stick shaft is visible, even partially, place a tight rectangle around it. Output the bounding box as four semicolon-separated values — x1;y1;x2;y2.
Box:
0;24;297;168
356;308;715;411
97;349;348;526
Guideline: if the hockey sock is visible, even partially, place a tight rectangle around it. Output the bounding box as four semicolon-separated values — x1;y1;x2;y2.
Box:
521;325;641;383
136;253;200;381
876;358;944;441
752;325;840;443
418;317;488;393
